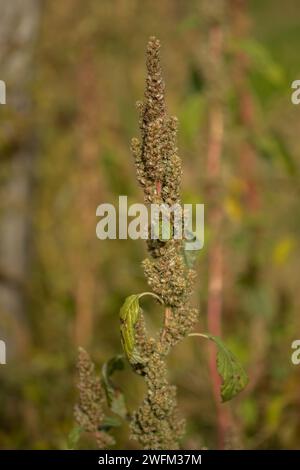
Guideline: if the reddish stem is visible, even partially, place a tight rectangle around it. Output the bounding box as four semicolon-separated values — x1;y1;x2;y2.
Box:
156;180;162;197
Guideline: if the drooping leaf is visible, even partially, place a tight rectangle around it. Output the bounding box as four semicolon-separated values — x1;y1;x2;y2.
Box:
206;334;249;402
101;355;127;420
119;292;161;367
119;295;140;324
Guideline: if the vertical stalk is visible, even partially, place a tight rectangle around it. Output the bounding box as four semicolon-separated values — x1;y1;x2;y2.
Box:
230;0;259;212
230;0;266;395
73;47;104;347
130;37;198;450
204;4;230;449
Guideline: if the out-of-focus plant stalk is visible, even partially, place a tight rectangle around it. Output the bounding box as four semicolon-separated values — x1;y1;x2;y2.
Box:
73;48;104;347
203;0;230;449
129;36;198;449
230;0;267;395
230;0;259;212
0;0;41;357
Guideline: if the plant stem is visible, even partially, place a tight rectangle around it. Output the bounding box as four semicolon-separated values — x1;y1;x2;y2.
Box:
205;14;229;450
161;306;172;341
230;0;266;398
188;332;208;339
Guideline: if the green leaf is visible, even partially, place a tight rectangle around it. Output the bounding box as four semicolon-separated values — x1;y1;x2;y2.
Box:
236;39;285;87
206;334;249;402
67;426;83;450
119;292;161;366
120;294;142;365
119;295;140;323
102;355;127;420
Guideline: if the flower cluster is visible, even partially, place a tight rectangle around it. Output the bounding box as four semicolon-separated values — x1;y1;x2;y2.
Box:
131;37;182;206
130;352;185;449
74;347;114;449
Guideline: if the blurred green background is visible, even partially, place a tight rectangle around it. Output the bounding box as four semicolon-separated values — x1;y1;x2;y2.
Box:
0;0;300;449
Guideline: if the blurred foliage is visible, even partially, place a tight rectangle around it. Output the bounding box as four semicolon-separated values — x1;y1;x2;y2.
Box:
0;0;300;450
